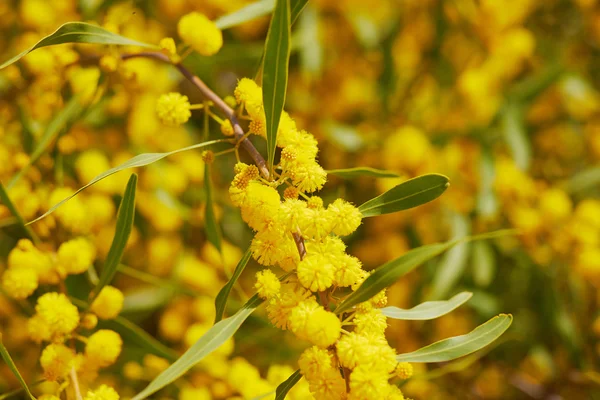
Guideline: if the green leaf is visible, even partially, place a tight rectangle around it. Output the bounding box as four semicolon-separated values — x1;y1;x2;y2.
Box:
381;292;472;320
501;103;530;171
214;248;252;323
429;213;471;300
215;0;274;30
472;241;496;288
275;369;302;399
564;166;600;194
0;181;39;244
358;174;449;218
8;96;82;189
89;174;137;303
475;148;498;217
262;0;291;173
204;164;222;253
101;316;178;362
335;242;454;315
323;121;365;152
0;22;158;70
395;314;513;363
0;333;36;400
26;139;224;226
132;295;264;400
327;167;400;179
215;0;307;30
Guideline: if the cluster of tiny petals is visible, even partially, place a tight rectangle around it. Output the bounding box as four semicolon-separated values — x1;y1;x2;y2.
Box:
255;269;281;299
177;12;223;56
156;92;191;126
90;285;124;320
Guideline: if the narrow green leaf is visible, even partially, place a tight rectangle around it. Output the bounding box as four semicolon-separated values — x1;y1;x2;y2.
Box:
564;166;600;194
0;333;36;400
358;174;449;218
26;139;224;226
132;295;264;400
215;0;274;29
101;316;178;362
0;181;39;244
381;292;472;320
0;22;158;70
215;248;252;323
327;167;400;179
395;314;513;363
121;287;176;315
275;369;302;399
89;174;137;303
8;97;82;189
262;0;291;173
472;241;496;288
475;148;498;217
501;103;530;171
335;242;454;315
204;164;222;253
429;213;471;300
290;0;309;23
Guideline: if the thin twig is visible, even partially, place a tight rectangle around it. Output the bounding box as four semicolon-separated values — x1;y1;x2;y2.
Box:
70;366;83;400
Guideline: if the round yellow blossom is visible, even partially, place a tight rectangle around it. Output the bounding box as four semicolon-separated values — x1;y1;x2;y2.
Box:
349;364;390;400
304;309;342;348
36;292;80;339
283;186;299;199
306;368;346;400
123;361;144;380
40;343;75;381
2;267;38;299
234;78;262;110
85;330;123;367
201;150;214;164
333;254;365;287
179;387;212;400
353;308;387;335
395;362;414;379
255;269;281;299
8;239;55;284
251;228;288;266
57;237;96;276
299;346;333;379
327;199;363;236
241;181;281;231
291;162;327;193
81;313;99;330
297;254;335;292
84;385;119;400
539;188;572;222
178;12;223;56
307;196;324;209
221;119;234;136
27;314;51;343
90;286;124;320
159;37;177;56
156;92;191;126
266;283;312;329
336;332;372;369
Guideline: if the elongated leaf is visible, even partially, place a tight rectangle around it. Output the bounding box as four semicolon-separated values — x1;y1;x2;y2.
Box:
215;248;252;323
132;295;264;400
290;0;309;23
472;241;496;288
215;0;274;29
395;314;513;363
0;333;36;400
0;182;39;243
358;174;449;218
327;167;400;179
89;174;137;303
8;96;82;189
381;292;472;320
262;0;291;172
101;316;177;362
565;166;600;194
204;164;222;252
0;22;158;70
335;242;454;315
502;103;530;171
275;369;302;399
26;139;224;225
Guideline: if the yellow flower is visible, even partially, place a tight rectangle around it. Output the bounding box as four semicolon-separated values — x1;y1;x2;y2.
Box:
255;269;281;299
57;237;96;276
156;92;191;126
348;364;390;400
35;292;80;339
299;346;333;379
1;267;38;299
297;253;335;292
353;308;387;335
395;362;414;379
84;384;120;400
85;330;123;368
40;343;75;381
304;309;342;348
90;286;124;320
327;199;363;236
178;12;223;56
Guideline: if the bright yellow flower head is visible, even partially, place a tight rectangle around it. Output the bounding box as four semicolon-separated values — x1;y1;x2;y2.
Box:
91;286;124;320
2;267;38;299
40;343;75;381
255;269;281;299
178;12;223;56
156;92;191;126
395;362;414;379
35;292;80;339
84;384;120;400
85;330;123;368
304;309;342;348
327;198;363;236
297;253;335;292
57;237;96;276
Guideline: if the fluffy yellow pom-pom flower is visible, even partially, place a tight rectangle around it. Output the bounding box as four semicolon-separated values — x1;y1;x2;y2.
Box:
297;254;335;292
85;330;123;368
35;292;80;339
327;198;362;236
57;237;96;276
1;267;38;299
255;269;281;299
91;286;124;320
395;362;414;379
84;384;120;400
40;343;75;381
156;92;191;126
178;12;223;56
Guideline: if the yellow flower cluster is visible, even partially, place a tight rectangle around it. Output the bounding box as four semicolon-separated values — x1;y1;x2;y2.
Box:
177;12;223;57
